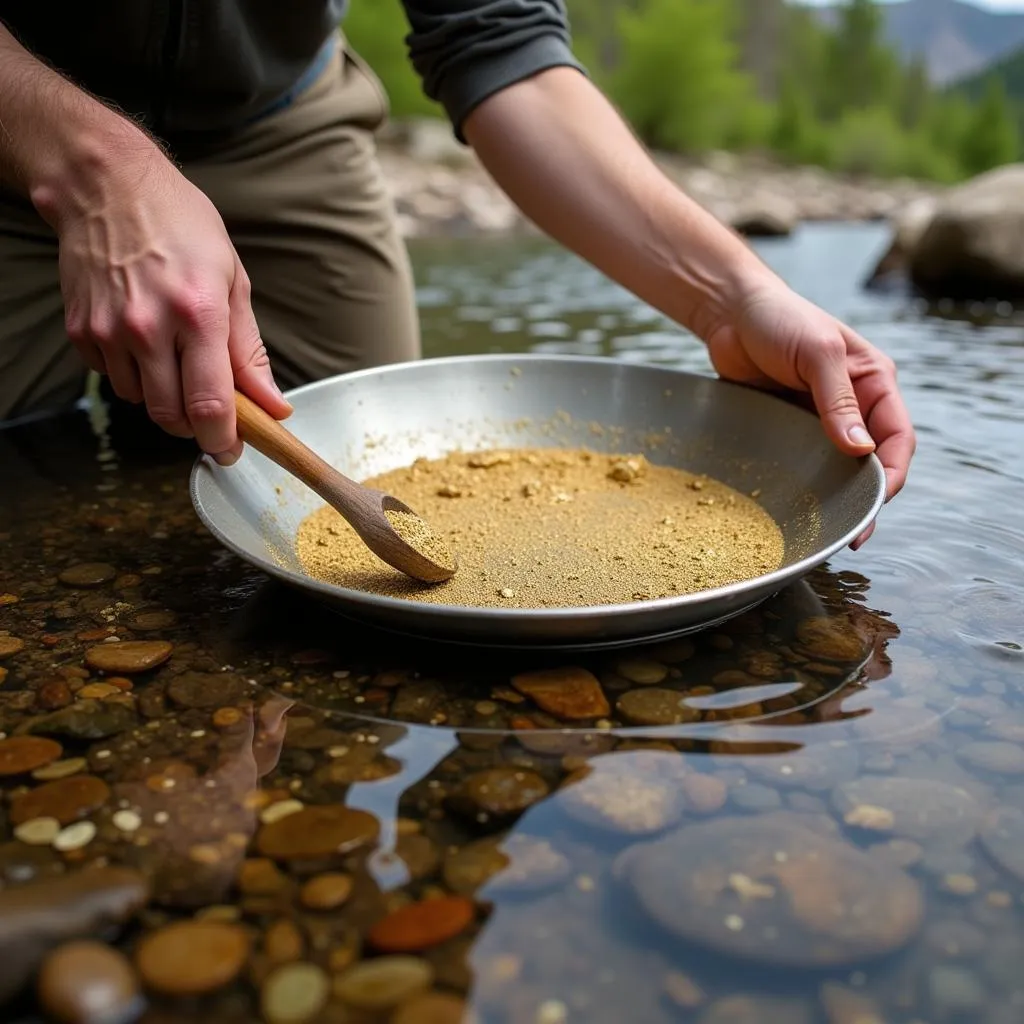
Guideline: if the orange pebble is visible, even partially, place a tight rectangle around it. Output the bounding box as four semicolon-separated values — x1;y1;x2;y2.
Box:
368;896;475;953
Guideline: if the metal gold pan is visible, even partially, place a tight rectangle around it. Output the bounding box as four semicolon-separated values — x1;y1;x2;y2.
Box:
190;354;885;650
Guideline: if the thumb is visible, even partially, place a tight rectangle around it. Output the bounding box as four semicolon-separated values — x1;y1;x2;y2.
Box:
228;268;293;421
803;342;875;457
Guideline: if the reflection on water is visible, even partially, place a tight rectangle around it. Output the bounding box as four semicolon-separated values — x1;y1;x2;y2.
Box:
1;222;1023;1022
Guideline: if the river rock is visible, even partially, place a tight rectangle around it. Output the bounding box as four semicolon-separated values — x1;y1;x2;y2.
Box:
261;962;329;1024
334;956;434;1011
368;895;474;952
699;995;813;1024
794;617;865;662
443;834;570;897
37;940;142;1024
510;666;610;720
10;775;110;826
0;736;62;776
909;164;1024;300
85;641;173;674
58;563;118;588
865;194;939;290
167;670;245;709
559;762;684;836
30;699;136;740
392;992;467;1024
136;920;250;996
740;742;860;792
979;806;1024;881
616;688;701;726
956;741;1024;776
928;965;986;1017
617;816;923;966
256;805;380;861
832;777;983;844
0;867;149;1003
449;767;550;822
0;636;26;658
731;194;798;238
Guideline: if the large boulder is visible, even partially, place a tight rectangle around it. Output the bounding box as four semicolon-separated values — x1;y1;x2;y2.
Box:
864;194;938;291
908;164;1024;300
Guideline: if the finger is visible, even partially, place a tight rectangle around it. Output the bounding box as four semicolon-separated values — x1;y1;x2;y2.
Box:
801;342;876;457
861;385;916;502
100;346;144;404
75;339;107;375
134;326;194;439
850;522;876;551
228;264;292;421
178;303;239;464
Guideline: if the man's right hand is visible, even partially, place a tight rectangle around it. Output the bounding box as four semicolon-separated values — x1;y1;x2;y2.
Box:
52;146;291;464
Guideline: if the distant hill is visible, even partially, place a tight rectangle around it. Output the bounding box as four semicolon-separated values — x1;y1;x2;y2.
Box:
956;42;1024;100
808;0;1024;86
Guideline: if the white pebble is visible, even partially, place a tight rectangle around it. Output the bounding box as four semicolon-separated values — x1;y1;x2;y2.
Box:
112;810;142;833
536;1000;568;1024
53;820;97;851
14;817;61;845
260;799;304;825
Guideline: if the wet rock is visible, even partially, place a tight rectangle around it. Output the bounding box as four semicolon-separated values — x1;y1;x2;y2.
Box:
731;195;798;238
135;920;250;996
618;817;923;966
264;919;304;964
390;681;445;724
37;940;142;1024
865;194;938;290
510;666;610;720
865;839;924;869
393;833;441;882
615;658;669;686
0;635;26;658
10;774;110;826
794;617;865;662
730;782;782;812
741;743;860;792
819;982;885;1024
560;761;684;836
925;919;987;960
956;741;1024;776
0;867;148;1003
928;965;986;1017
58;563;117;588
443;834;570;897
85;641;173;674
450;767;550;822
166;670;245;709
261;962;329;1024
30;699;136;740
257;805;380;861
368;895;475;952
333;956;434;1011
299;873;353;911
126;610;177;631
979;806;1024;881
0;736;62;776
37;679;74;710
698;995;813;1024
392;992;467;1024
682;773;728;814
238;858;292;897
663;970;706;1010
832;777;983;844
0;840;64;885
616;688;701;726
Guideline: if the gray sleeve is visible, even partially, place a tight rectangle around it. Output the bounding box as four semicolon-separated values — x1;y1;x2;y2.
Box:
399;0;586;141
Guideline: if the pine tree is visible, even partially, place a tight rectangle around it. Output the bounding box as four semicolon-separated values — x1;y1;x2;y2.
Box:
961;77;1021;176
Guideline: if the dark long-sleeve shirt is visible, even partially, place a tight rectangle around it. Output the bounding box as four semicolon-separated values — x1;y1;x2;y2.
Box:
0;0;582;142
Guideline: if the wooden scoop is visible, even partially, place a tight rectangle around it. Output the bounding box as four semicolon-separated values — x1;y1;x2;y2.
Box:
232;392;457;584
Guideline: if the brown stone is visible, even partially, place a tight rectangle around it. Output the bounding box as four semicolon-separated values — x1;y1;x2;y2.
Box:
510;667;610;720
38;940;141;1024
78;683;122;700
84;641;173;674
10;776;111;827
795;617;864;662
368;896;475;953
135;920;250;996
238;858;291;897
37;680;73;711
300;873;354;911
58;563;117;588
0;636;26;659
167;670;245;709
392;992;467;1024
0;737;63;777
257;806;380;861
264;919;304;964
450;767;550;821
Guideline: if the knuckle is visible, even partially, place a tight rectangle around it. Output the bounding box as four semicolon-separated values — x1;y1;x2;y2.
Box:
121;306;159;344
185;394;231;423
148;404;185;427
87;314;116;344
826;390;861;418
173;289;222;330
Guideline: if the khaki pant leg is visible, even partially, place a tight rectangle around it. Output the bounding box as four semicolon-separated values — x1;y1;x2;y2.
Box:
182;39;421;390
0;196;85;423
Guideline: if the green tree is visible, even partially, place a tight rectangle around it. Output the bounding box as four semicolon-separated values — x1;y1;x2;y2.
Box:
899;58;931;130
960;77;1020;175
610;0;757;152
342;0;441;118
823;0;899;116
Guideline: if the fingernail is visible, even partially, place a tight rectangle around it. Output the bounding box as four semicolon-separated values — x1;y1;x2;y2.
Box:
213;451;239;467
847;425;874;447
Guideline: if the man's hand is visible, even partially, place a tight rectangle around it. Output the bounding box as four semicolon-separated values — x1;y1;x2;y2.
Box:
54;150;291;463
705;277;916;512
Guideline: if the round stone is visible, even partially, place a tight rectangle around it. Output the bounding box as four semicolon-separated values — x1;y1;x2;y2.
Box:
443;834;570;897
10;776;111;827
451;768;549;821
53;821;98;852
299;873;353;911
368;896;475;953
127;610;178;631
167;670;246;709
618;817;924;966
260;800;304;825
560;764;684;836
112;810;142;833
14;818;61;846
392;992;467;1024
0;636;26;659
616;688;701;727
261;962;329;1024
510;667;610;720
58;563;118;588
730;783;782;812
32;757;88;782
38;941;141;1024
135;920;250;996
957;742;1024;776
616;658;669;685
333;957;434;1011
832;777;983;844
78;683;122;700
682;774;728;814
85;641;173;674
0;737;63;776
256;806;380;861
795;617;865;662
979;807;1024;882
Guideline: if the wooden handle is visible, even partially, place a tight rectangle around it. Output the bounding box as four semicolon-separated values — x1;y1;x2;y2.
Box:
233;391;366;514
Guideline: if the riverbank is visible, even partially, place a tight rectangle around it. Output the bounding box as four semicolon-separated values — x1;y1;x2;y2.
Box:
378;118;941;239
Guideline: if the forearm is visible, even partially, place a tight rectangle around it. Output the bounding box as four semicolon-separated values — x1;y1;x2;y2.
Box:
463;67;771;342
0;23;156;227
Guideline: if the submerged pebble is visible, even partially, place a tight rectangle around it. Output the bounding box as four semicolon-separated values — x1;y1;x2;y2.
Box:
37;940;141;1024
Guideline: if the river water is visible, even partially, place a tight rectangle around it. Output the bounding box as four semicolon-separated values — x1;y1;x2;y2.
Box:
1;222;1023;1022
